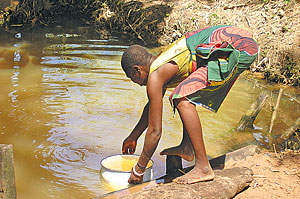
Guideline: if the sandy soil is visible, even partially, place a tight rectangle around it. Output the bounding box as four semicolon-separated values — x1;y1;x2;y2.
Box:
225;149;300;198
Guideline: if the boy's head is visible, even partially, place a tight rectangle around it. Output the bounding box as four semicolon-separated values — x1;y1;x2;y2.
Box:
121;45;152;76
121;45;152;86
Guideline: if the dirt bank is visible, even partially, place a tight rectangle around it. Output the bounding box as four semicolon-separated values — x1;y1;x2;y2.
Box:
226;149;300;198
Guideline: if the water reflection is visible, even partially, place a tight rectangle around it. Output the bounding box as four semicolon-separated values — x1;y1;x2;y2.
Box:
36;27;144;197
0;25;299;199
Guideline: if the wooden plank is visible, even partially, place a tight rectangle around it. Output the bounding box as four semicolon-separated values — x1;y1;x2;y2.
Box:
0;144;16;199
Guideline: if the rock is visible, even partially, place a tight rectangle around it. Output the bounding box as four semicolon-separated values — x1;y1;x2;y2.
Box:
121;167;253;199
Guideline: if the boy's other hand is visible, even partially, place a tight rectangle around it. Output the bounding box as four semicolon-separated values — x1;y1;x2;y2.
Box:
128;168;143;184
122;136;137;154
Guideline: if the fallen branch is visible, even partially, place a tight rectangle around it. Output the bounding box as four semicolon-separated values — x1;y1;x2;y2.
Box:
237;92;268;131
245;16;251;28
268;88;284;148
278;117;300;143
224;4;247;10
126;20;147;45
252;57;268;72
253;175;266;178
282;92;300;105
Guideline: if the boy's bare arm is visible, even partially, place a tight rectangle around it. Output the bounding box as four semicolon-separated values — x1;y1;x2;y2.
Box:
127;87;167;140
122;89;167;154
127;62;178;183
135;62;178;166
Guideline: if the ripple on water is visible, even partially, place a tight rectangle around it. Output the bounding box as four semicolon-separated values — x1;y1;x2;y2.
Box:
48;145;86;164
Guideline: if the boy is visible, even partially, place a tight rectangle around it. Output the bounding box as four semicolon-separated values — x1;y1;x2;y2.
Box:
121;25;258;184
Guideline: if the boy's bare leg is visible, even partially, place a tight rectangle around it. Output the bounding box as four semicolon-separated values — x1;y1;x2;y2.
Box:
172;98;215;184
160;125;194;161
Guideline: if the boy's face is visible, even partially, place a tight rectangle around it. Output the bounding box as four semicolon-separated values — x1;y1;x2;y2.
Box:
128;65;148;86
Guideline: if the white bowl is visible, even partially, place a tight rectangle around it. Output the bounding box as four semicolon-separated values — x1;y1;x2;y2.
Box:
100;154;153;189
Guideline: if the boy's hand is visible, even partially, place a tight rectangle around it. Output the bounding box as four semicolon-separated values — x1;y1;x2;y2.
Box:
128;167;144;184
122;136;137;154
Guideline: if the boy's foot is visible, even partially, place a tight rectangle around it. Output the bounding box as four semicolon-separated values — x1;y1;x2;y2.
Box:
172;165;215;184
160;145;194;162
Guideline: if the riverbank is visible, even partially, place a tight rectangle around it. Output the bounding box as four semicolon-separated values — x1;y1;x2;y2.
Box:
228;149;300;198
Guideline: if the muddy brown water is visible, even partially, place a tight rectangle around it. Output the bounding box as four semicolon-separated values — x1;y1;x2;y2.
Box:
0;25;299;199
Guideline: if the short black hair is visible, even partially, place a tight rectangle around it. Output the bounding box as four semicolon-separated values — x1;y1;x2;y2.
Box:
121;45;151;76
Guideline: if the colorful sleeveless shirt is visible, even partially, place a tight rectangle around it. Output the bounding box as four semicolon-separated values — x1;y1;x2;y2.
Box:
149;36;191;88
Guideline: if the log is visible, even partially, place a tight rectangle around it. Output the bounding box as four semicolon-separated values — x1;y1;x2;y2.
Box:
121;167;253;199
0;144;16;199
237;92;268;131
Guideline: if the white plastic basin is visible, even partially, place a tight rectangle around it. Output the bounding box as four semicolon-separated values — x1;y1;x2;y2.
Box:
100;154;153;189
